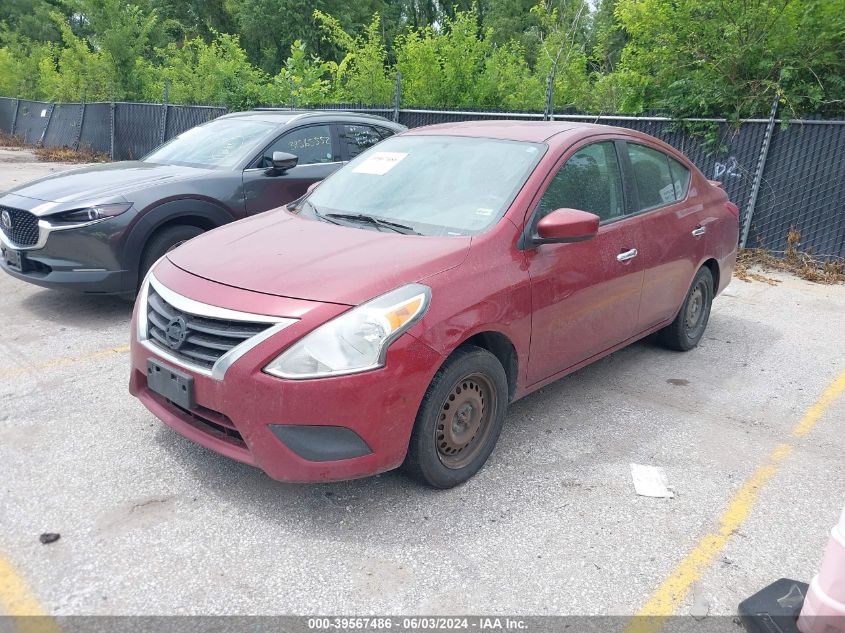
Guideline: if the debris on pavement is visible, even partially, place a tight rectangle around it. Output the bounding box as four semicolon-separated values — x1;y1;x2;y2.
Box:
630;463;675;498
39;533;60;545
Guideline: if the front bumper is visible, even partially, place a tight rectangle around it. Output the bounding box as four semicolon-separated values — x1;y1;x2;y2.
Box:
0;215;131;294
128;261;444;483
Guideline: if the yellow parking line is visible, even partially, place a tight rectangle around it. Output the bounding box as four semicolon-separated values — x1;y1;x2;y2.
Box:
793;370;845;438
0;555;59;633
626;368;845;633
0;345;130;380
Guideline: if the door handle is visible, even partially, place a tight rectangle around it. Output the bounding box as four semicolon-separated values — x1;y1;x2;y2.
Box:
691;226;706;237
617;248;638;262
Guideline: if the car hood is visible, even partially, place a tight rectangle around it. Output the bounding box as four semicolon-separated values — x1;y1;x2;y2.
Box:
166;211;471;305
3;161;211;207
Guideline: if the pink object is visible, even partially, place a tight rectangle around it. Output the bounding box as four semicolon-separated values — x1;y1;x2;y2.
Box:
798;503;845;633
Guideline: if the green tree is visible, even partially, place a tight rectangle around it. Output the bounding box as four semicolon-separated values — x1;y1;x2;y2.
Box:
314;11;393;103
65;0;160;100
394;26;443;105
476;40;544;110
530;1;592;111
38;17;115;101
139;0;236;42
226;0;394;74
590;0;626;73
0;0;68;44
266;40;331;106
148;32;268;109
396;7;510;108
0;35;52;100
614;0;845;118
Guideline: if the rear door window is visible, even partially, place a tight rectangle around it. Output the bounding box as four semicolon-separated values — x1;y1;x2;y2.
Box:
340;124;384;159
627;143;677;211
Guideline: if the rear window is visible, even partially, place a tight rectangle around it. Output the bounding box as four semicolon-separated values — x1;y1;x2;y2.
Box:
627;143;677;211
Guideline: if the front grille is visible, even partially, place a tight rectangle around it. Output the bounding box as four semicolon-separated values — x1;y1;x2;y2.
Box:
151;390;247;448
173;401;246;447
146;288;272;370
0;206;39;247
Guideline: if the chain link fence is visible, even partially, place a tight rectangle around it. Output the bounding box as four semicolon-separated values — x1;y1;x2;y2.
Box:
750;122;845;258
0;95;842;259
0;97;226;161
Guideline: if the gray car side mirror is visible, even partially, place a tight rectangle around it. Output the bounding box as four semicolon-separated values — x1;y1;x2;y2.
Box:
267;151;298;175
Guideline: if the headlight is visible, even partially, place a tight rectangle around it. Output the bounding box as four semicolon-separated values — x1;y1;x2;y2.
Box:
45;203;133;227
264;284;431;379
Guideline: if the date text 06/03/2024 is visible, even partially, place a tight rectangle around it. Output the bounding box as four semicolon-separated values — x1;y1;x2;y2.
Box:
306;617;529;630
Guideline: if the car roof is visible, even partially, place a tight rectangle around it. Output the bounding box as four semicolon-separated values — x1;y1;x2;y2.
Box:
403;120;646;145
217;109;400;127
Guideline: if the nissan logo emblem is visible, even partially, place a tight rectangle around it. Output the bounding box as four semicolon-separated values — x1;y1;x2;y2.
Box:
164;316;189;350
0;210;11;231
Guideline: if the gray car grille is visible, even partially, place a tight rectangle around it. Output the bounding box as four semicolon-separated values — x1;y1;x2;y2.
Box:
0;206;39;247
146;288;272;370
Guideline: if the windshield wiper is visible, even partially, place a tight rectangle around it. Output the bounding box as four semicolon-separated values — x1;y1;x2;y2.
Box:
324;213;420;235
301;200;343;226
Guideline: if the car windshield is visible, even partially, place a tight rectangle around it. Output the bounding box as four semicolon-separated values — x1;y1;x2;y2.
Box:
305;135;546;236
143;118;277;168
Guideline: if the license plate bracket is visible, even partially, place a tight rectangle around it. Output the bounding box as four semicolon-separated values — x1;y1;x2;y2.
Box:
2;247;22;270
147;359;195;410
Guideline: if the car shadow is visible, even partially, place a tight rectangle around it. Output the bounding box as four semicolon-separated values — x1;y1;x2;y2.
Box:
20;287;134;330
150;340;655;537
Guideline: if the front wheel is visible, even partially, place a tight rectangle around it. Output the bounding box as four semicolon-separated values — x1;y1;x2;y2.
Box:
402;345;508;489
658;266;714;351
138;224;204;287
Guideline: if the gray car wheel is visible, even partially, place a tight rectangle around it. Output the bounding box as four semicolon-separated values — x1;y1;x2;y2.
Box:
138;225;204;288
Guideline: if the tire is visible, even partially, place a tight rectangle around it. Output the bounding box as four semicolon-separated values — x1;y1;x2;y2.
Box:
658;266;714;351
139;224;204;285
402;345;509;489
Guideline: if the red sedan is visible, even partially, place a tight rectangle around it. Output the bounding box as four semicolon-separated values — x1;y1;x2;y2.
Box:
129;121;739;488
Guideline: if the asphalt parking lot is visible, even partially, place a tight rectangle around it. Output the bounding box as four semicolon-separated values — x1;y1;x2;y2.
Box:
1;152;844;619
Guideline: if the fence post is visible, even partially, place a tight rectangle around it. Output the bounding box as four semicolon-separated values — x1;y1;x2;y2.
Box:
740;94;779;248
109;101;116;160
74;102;86;151
392;72;401;123
159;80;170;145
10;98;20;135
543;73;554;121
39;103;55;146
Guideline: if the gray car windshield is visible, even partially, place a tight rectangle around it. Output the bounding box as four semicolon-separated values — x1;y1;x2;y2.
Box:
306;135;546;236
143;119;277;168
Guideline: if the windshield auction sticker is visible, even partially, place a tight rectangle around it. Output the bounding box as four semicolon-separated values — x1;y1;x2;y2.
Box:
352;151;409;175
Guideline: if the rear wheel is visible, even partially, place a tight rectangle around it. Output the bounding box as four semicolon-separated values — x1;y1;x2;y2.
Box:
403;346;508;489
139;224;204;286
658;266;714;351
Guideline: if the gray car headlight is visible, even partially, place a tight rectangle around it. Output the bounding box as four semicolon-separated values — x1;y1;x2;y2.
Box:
45;203;133;228
264;284;431;379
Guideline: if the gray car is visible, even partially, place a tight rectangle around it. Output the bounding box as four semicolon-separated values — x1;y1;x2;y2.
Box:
0;110;405;297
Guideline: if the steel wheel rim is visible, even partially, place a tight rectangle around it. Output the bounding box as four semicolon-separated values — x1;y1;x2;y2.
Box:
684;280;708;335
435;372;497;469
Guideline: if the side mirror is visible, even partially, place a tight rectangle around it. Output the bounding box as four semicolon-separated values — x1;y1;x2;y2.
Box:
306;180;322;194
533;208;600;245
266;151;298;175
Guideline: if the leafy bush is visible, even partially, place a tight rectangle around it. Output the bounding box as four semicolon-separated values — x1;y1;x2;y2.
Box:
145;32;268;109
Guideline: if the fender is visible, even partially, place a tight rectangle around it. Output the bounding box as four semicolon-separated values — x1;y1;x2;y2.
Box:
122;198;237;279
